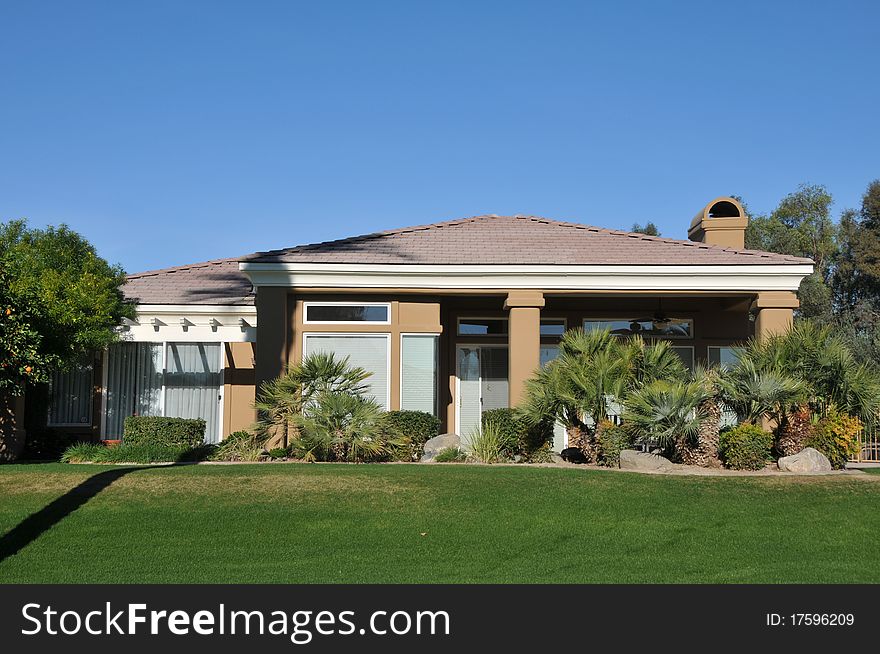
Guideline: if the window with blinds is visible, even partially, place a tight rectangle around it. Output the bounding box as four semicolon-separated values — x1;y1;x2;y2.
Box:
48;362;94;426
401;334;438;415
303;334;390;409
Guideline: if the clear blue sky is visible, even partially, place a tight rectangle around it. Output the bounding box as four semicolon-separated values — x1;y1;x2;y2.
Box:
1;1;877;273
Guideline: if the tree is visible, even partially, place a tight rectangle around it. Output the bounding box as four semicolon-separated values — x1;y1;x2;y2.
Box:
744;184;836;321
850;180;880;302
0;220;133;394
631;222;660;236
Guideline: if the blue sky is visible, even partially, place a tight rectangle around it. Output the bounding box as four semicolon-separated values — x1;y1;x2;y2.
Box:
1;1;877;273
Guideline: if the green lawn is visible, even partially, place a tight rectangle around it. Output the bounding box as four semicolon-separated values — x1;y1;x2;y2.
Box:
1;463;878;583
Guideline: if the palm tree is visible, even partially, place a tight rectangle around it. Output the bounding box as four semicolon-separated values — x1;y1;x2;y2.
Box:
295;391;395;462
686;364;724;467
254;352;372;447
623;379;706;460
521;328;686;462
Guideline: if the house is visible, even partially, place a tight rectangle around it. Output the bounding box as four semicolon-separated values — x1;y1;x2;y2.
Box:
31;197;812;448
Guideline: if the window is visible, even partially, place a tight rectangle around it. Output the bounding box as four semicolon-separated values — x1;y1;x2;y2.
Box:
583;318;692;339
708;346;741;370
48;362;94;426
670;346;695;371
401;334;439;415
103;342;223;443
540;319;567;336
304;302;390;324
303;334;390;409
458;318;508;336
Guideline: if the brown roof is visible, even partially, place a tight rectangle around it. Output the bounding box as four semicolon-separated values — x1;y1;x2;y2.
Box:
124;258;254;306
244;215;813;266
125;215;812;306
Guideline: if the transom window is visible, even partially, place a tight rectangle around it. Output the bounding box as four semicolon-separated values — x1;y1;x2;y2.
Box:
458;318;508;336
304;302;390;324
540;319;567;336
583;318;693;339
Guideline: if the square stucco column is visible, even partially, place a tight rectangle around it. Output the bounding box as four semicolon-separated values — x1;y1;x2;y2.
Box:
254;286;289;398
506;291;544;407
752;291;798;341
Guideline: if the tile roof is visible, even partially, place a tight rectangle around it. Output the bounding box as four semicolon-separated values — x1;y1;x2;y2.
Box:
124;258;254;306
125;215;812;306
244;214;813;266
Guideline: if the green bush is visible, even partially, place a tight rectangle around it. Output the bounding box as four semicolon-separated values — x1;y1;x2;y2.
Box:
481;408;553;457
211;430;265;462
380;410;441;461
268;447;289;460
434;446;468;463
468;422;512;464
596;420;632;467
719;424;773;470
805;410;863;469
61;442;214;464
123;416;206;448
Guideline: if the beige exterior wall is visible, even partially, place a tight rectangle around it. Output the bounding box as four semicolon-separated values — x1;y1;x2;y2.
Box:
506;292;544;406
752;291;798;340
223;342;256;436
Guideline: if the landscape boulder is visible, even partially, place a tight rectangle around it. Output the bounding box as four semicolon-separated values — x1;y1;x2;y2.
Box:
420;433;462;462
619;449;675;472
777;447;832;473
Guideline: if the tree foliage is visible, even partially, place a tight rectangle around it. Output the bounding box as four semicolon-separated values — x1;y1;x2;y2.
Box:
0;220;132;393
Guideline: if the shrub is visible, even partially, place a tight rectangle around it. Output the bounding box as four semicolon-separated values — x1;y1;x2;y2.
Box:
468;422;513;464
211;430;265;462
481;408;553;457
596;420;632;467
61;442;214;463
294;392;403;462
805;409;863;469
268;447;289;460
434;446;468;463
719;423;773;470
123;416;206;448
380;410;441;461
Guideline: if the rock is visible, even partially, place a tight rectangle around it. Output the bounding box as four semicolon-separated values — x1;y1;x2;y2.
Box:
560;447;588;464
777;447;832;473
619;449;674;472
420;433;462;462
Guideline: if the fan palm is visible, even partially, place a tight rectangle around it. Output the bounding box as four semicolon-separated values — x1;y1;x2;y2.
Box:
294;391;393;462
254;351;372;447
623;379;706;457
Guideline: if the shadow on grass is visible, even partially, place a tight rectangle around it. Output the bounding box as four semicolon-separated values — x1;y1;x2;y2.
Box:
0;466;142;563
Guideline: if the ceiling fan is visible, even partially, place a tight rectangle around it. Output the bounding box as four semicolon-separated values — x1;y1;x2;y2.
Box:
631;299;673;333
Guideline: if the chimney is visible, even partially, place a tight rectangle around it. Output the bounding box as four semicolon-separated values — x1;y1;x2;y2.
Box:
688;197;748;249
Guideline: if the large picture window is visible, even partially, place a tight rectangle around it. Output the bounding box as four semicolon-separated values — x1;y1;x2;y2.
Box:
400;334;439;415
48;361;94;426
303;333;390;409
103;342;222;443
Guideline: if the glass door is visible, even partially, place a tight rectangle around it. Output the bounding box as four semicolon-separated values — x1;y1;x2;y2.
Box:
456;346;509;442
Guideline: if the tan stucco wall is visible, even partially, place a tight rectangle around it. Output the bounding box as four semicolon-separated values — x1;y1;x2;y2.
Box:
506;292;544;406
752;291;797;341
223;342;256;437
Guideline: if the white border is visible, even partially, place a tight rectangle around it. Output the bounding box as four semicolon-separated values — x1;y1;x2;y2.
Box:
301;332;392;410
399;333;440;417
240;262;814;292
303;301;391;325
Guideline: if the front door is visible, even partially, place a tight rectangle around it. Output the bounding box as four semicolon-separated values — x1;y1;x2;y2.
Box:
456;345;509;441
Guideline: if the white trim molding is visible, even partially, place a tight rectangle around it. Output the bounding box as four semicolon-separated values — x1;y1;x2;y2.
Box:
122;304;258;343
239;262;814;292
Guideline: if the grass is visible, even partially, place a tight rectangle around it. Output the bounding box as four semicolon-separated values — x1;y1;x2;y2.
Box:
1;463;878;583
60;442;216;464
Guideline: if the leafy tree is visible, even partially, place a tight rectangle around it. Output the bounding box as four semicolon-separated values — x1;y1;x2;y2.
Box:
631;222;660;236
0;220;132;394
851;180;880;302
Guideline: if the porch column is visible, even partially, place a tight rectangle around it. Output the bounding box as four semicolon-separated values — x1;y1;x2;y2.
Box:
505;291;544;407
751;291;798;341
254;286;289;397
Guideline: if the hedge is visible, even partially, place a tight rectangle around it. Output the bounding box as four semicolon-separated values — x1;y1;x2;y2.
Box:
380;411;441;461
719;423;773;470
123;416;206;448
